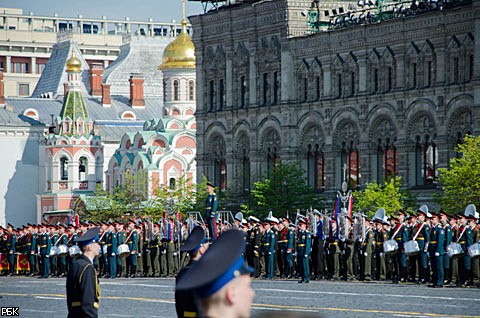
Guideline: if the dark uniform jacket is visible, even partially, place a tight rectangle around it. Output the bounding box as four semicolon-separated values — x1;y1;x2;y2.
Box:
175;260;199;318
66;254;100;318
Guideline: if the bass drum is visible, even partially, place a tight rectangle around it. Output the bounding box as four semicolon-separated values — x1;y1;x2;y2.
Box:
447;243;464;259
468;242;480;259
69;245;81;257
383;239;398;254
49;246;58;257
118;244;130;258
404;240;420;256
57;244;68;257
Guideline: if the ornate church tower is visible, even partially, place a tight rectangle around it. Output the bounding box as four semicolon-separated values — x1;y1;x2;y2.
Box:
159;0;196;118
39;44;104;223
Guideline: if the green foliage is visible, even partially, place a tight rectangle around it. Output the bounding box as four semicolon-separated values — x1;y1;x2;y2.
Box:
353;176;412;217
83;172;199;222
246;161;324;218
437;134;480;213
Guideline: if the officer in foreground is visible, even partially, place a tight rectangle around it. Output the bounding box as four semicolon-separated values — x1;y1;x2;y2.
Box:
175;226;208;318
66;227;101;318
176;230;255;318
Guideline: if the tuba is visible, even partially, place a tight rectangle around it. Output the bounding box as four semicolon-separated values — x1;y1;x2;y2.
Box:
353;212;366;242
372;208;386;223
465;204;479;219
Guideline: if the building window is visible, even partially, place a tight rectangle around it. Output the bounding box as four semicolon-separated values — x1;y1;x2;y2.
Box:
188;80;195;101
36;63;46;74
173;80;180;101
376;140;398;182
218;79;225;110
341;142;360;189
163;80;167;103
415;137;437;186
240;75;247;108
242;151;250;194
303;77;308;102
273;71;280;105
169;177;176;190
468;54;474;81
60;157;69;181
350;71;355;96
410;63;417;89
315;75;321;101
372;68;378;93
208;80;215;112
387;67;393;92
12;62;29;73
213;158;227;192
307;145;325;189
452;57;459;84
262;73;269;106
337;73;342;98
425;61;432;87
18;83;29;96
79;156;88;181
266;146;280;179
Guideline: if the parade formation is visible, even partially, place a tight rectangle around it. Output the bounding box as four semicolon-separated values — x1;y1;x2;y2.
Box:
1;203;480;289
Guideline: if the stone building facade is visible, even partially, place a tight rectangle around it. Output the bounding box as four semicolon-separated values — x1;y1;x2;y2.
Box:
190;0;480;205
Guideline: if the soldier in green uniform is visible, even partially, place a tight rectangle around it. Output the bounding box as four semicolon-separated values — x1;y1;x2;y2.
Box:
39;224;51;278
297;217;312;283
360;219;374;281
150;223;161;277
98;223;108;277
286;221;296;279
58;225;68;277
457;213;472;286
116;223;125;278
106;222;117;278
67;225;78;272
428;212;445;288
415;206;430;284
26;224;37;276
66;227;101;318
6;224;16;276
50;226;58;276
263;218;276;279
126;221;138;277
440;211;452;285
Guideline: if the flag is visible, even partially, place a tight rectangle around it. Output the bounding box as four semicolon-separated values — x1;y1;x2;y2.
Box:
334;196;340;239
0;254;9;271
16;254;30;273
348;194;354;218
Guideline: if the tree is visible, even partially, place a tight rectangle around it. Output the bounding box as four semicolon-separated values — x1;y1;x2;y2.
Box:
437;134;480;213
246;161;324;218
353;176;412;217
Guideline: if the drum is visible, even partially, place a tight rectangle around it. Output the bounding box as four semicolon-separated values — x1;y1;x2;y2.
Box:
69;245;81;257
404;240;420;256
49;246;58;257
383;239;398;254
102;244;108;255
57;244;68;257
118;244;130;258
447;243;463;259
468;242;480;259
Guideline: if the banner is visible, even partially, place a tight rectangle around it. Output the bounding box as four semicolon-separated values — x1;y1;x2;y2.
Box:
0;253;9;271
16;254;30;273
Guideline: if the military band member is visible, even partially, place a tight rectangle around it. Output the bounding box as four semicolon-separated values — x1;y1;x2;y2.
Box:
415;206;430;284
297;217;312;283
150;223;161;277
205;182;218;241
175;226;207;318
106;222;117;279
39;224;51;278
50;226;58;276
246;216;261;278
360;219;374;281
440;211;452;285
176;230;255;318
277;218;288;278
116;223;125;278
66;227;101;318
263;218;276;279
428;212;445;288
312;211;326;280
58;225;68;277
286;220;296;279
326;219;340;280
5;224;16;276
26;224;37;276
126;221;138;278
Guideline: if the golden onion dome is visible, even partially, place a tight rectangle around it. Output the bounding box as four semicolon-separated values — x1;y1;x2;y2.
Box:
159;20;195;70
66;51;82;73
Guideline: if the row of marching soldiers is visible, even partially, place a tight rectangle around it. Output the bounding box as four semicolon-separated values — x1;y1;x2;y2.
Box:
235;204;480;287
0;215;194;279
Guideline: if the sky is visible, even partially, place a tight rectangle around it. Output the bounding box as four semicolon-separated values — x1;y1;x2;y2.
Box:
0;0;206;22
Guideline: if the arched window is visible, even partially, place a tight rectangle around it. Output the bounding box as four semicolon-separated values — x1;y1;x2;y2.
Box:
79;156;88;181
376;139;398;182
307;144;325;190
188;80;195;101
169;177;176;190
415;136;437;186
341;141;360;189
60;157;69;181
173;80;180;101
267;146;280;179
242;150;250;194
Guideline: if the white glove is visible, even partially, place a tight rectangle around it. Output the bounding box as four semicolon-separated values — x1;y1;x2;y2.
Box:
364;253;368;257
111;253;115;256
173;252;177;256
304;254;308;258
380;253;383;258
268;252;272;255
435;252;440;257
46;255;49;258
